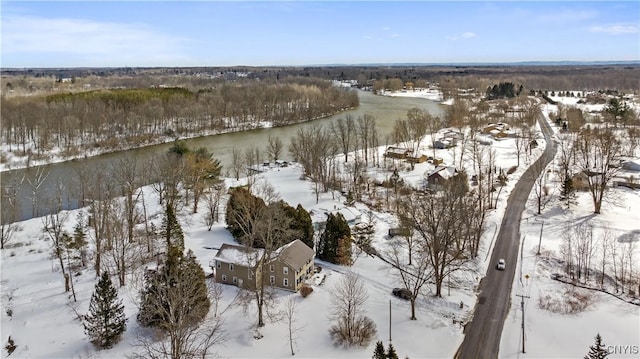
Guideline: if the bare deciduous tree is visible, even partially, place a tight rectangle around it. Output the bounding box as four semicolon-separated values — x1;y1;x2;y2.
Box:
399;175;478;297
574;127;622;214
332;115;356;163
266;135;284;162
230;147;243;181
289;125;337;203
284;296;303;355
328;272;376;347
387;241;432;320
203;183;226;231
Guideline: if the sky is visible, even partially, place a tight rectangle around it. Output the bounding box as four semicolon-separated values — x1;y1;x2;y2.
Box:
1;1;639;68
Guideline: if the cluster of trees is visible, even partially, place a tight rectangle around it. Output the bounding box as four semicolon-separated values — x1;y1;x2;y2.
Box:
1;78;358;157
560;223;638;295
389;173;486;319
5;139;226;311
225;186;314;249
289;114;381;204
552;124;636;214
373;341;400;359
81;202;225;357
137;244;224;358
486;82;524;99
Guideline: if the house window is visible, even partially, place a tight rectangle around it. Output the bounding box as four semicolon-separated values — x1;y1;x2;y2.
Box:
270;276;275;285
283;266;288;275
233;277;238;284
221;274;227;282
270;264;274;272
283;278;289;287
229;263;234;271
248;270;253;279
216;261;221;268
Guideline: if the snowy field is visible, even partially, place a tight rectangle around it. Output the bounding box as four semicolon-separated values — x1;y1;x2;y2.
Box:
2;97;639;358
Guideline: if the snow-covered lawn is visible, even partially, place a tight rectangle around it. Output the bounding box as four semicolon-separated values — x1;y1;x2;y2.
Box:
381;88;443;102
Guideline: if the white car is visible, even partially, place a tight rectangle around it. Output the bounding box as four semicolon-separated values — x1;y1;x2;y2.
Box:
497;259;506;270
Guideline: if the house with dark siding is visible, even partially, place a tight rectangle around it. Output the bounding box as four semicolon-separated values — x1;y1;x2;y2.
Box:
212;239;314;292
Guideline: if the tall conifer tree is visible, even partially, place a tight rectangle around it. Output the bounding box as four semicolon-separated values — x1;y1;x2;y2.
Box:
84;272;127;349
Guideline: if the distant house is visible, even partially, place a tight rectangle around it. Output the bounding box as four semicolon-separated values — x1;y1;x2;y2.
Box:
212;239;315;292
337;207;362;225
434;137;458;149
310;206;363;231
489;129;508;139
482;123;510;139
388;227;411;237
384;147;413;159
407;154;428;163
426;166;458;186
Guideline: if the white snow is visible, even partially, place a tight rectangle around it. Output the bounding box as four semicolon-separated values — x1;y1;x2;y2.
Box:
382;88;443;102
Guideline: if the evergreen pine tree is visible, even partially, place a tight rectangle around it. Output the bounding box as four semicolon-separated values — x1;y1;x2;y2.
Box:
138;246;210;331
317;213;351;264
84;271;127;349
161;204;184;250
386;343;399;359
584;333;608;359
294;204;314;249
372;340;386;359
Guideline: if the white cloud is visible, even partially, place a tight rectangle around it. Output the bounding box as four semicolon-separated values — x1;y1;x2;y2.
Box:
446;32;478;41
590;25;638;35
1;15;194;66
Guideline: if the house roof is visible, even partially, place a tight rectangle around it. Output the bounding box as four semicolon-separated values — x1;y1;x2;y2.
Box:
337;207;362;223
385;147;412;155
275;239;315;272
428;166;457;180
214;243;264;267
214;240;314;272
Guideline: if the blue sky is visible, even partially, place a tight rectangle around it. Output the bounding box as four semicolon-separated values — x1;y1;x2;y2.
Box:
1;1;639;68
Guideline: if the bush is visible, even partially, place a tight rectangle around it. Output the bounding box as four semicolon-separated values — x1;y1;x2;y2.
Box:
300;284;313;298
329;316;377;347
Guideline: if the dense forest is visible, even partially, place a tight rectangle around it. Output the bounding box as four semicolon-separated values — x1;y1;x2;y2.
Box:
1;78;358;157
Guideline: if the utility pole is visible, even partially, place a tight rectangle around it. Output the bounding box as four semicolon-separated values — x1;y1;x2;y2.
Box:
537;220;544;255
516;294;530;353
389;300;392;342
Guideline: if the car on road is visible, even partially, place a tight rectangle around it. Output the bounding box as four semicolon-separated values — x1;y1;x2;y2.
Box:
392;287;412;300
496;258;506;270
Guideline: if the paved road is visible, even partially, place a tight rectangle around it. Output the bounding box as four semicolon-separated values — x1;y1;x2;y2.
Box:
455;113;557;359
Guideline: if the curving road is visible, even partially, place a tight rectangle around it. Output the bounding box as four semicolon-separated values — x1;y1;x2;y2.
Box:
455;111;557;359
